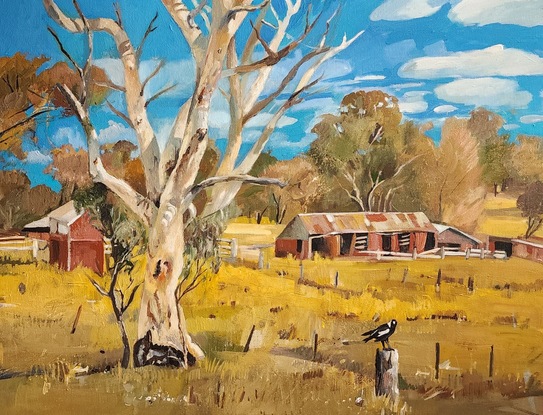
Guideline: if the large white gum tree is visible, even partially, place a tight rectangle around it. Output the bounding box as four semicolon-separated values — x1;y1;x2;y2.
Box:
43;0;362;367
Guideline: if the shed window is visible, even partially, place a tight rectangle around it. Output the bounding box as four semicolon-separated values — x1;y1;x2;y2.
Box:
354;233;368;251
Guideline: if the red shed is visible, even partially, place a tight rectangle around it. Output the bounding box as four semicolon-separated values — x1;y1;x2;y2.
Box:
512;238;543;263
22;201;104;273
275;212;437;260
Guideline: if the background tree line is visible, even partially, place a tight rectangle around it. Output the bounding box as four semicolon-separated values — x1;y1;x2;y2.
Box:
236;90;543;234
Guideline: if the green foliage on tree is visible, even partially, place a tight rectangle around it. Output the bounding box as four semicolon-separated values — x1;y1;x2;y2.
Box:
467;108;512;195
308;90;430;212
74;183;145;368
517;181;543;239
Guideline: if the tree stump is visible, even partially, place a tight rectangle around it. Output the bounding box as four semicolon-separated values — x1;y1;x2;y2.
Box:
375;348;399;402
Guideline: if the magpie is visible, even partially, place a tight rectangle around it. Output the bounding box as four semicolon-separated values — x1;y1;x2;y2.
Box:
362;319;397;349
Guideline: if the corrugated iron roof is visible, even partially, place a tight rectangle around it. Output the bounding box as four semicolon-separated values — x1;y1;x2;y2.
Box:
289;212;435;237
433;223;482;244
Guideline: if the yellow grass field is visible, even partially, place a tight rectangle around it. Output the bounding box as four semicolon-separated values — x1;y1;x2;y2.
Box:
2;196;543;414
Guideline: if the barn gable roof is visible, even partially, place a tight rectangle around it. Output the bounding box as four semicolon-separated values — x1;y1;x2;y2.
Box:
433;224;482;245
49;201;83;225
278;212;436;240
22;201;83;231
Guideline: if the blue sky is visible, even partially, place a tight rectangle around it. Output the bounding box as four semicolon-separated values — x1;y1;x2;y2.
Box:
1;0;542;190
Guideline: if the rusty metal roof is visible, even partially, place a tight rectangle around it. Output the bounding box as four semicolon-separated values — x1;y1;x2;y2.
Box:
280;212;436;239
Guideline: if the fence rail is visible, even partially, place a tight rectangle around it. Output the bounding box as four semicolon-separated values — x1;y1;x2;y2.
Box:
0;237;39;259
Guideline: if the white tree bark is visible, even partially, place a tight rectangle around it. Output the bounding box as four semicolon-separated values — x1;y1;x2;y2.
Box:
44;0;361;367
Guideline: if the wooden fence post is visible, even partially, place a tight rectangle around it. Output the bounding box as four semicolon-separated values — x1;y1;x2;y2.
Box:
258;250;264;270
412;247;417;260
230;238;238;259
334;271;339;288
375;348;399;402
32;239;38;260
435;269;442;293
489;345;494;379
299;262;304;282
401;268;408;284
440;246;445;259
435;342;440;380
467;277;474;294
243;325;256;352
465;248;470;260
312;331;319;361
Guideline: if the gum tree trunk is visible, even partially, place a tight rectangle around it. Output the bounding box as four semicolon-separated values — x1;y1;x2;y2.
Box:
133;218;204;367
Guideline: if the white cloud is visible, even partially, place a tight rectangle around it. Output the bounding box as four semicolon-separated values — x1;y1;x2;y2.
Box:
371;0;449;21
520;115;543;124
434;104;458;114
370;0;543;26
449;0;543;27
389;82;425;90
97;121;136;145
25;150;52;165
400;45;543;79
503;124;520;131
246;114;297;129
435;78;532;108
398;91;429;114
355;75;386;81
293;97;338;113
52;127;86;149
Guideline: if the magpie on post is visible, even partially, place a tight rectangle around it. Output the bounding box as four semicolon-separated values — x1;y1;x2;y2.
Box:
362;319;397;349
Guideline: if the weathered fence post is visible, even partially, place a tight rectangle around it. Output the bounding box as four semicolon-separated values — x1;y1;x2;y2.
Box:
440;246;445;259
231;238;238;259
489;345;494;379
312;331;319;361
375;348;399;402
299;262;304;282
480;246;485;260
412;247;417;260
435;342;440;380
401;268;408;284
334;271;339;288
243;325;256;352
258;250;264;270
435;269;442;293
465;248;471;260
32;239;38;260
467;277;474;294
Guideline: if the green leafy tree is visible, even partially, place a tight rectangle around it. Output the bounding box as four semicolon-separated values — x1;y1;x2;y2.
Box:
308;90;429;212
517;181;543;239
467;108;512;196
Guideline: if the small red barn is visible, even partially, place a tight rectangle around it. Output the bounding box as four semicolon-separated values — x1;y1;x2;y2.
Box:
275;212;437;260
433;224;482;250
512;238;543;263
22;201;104;273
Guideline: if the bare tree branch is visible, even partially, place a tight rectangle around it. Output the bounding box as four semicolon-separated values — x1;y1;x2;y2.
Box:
145;84;177;108
106;100;133;128
88;276;108;297
44;0;163;201
47;26;83;79
0;108;54;142
140;60;165;96
122;283;142;313
113;2;123;28
160;0;205;61
188;0;207;29
92;79;126;93
57;83;156;226
181;174;285;210
226;0;270;23
136;12;159;62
